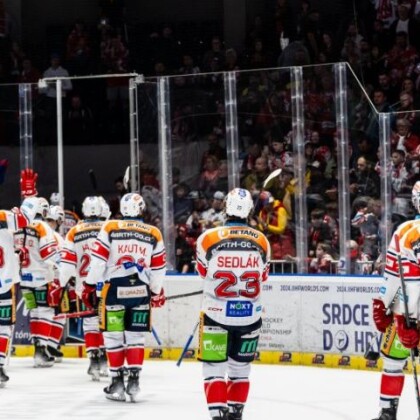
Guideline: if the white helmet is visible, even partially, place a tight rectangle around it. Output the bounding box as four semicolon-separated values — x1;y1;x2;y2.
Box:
36;197;49;219
225;188;254;219
47;205;65;224
20;197;40;223
98;196;111;220
120;193;146;217
49;192;60;206
82;196;102;218
412;181;420;213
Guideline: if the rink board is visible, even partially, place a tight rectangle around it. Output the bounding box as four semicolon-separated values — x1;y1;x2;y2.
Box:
12;275;388;371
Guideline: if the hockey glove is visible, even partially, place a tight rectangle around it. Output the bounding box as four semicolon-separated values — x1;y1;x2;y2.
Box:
151;288;166;308
48;279;63;307
18;246;30;268
372;299;393;333
81;282;98;309
20;168;38;198
395;314;420;349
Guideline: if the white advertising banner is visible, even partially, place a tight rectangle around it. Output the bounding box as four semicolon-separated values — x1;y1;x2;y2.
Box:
147;275;382;356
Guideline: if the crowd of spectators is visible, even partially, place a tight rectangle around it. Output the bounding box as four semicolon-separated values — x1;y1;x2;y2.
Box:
2;0;420;273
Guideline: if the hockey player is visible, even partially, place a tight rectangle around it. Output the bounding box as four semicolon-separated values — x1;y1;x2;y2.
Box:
195;188;271;420
0;196;39;385
82;193;166;401
44;205;66;360
60;196;108;380
371;181;420;419
14;197;59;367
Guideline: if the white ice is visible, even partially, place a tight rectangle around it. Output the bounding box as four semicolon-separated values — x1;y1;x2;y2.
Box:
1;358;419;419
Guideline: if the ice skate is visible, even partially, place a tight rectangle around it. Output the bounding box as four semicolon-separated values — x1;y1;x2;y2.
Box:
104;369;125;402
126;368;140;402
99;349;108;377
228;404;244;420
87;350;100;381
212;407;229;419
47;345;63;363
34;341;54;368
0;366;9;388
372;399;398;420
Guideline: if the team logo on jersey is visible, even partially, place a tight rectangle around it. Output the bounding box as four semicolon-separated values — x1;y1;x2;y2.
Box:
218;229;229;239
226;301;253;317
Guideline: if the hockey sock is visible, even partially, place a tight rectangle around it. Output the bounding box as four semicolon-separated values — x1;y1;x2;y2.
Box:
204;376;228;417
379;372;404;408
30;319;51;346
0;334;9;365
126;345;144;370
227;377;250;406
47;320;65;348
84;331;102;353
106;346;125;376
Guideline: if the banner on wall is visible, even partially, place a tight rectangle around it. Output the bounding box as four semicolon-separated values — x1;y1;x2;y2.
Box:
13;275;383;357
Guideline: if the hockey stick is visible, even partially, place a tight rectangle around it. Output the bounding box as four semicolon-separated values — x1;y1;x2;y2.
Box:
263;168;282;189
53;309;96;320
176;319;200;367
394;233;420;415
167;290;203;301
151;327;162;346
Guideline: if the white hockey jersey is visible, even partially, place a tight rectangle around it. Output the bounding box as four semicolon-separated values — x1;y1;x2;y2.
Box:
14;219;58;288
195;224;271;327
379;219;420;314
85;219;166;295
60;220;103;296
0;209;32;293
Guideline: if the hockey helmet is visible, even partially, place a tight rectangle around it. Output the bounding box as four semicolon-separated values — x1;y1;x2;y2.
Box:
120;193;146;217
36;197;49;219
412;181;420;213
82;196;102;218
47;205;65;224
20;197;40;222
225;188;254;219
98;196;111;220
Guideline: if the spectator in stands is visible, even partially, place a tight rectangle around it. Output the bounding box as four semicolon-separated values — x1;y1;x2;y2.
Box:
389;0;420;50
308;207;334;257
178;53;201;77
174;183;193;224
66;21;92;75
175;224;195;273
19;58;41;87
213;160;229;194
391;117;420;153
200;133;227;169
201;191;226;229
39;54;73;144
202;36;225;72
349;156;381;201
308;242;335;274
65;94;94;144
9;41;25;80
185;190;209;238
198;155;220;199
242;156;271;200
351;196;380;262
109;175;127;217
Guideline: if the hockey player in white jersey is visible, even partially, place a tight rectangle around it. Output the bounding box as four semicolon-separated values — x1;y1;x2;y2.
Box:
60;196;108;380
44;205;66;361
0;195;38;385
14;197;59;367
195;188;271;420
371;181;420;420
82;193;166;401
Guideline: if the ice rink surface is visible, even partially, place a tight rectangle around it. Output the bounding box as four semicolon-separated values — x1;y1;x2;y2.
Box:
1;358;419;420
